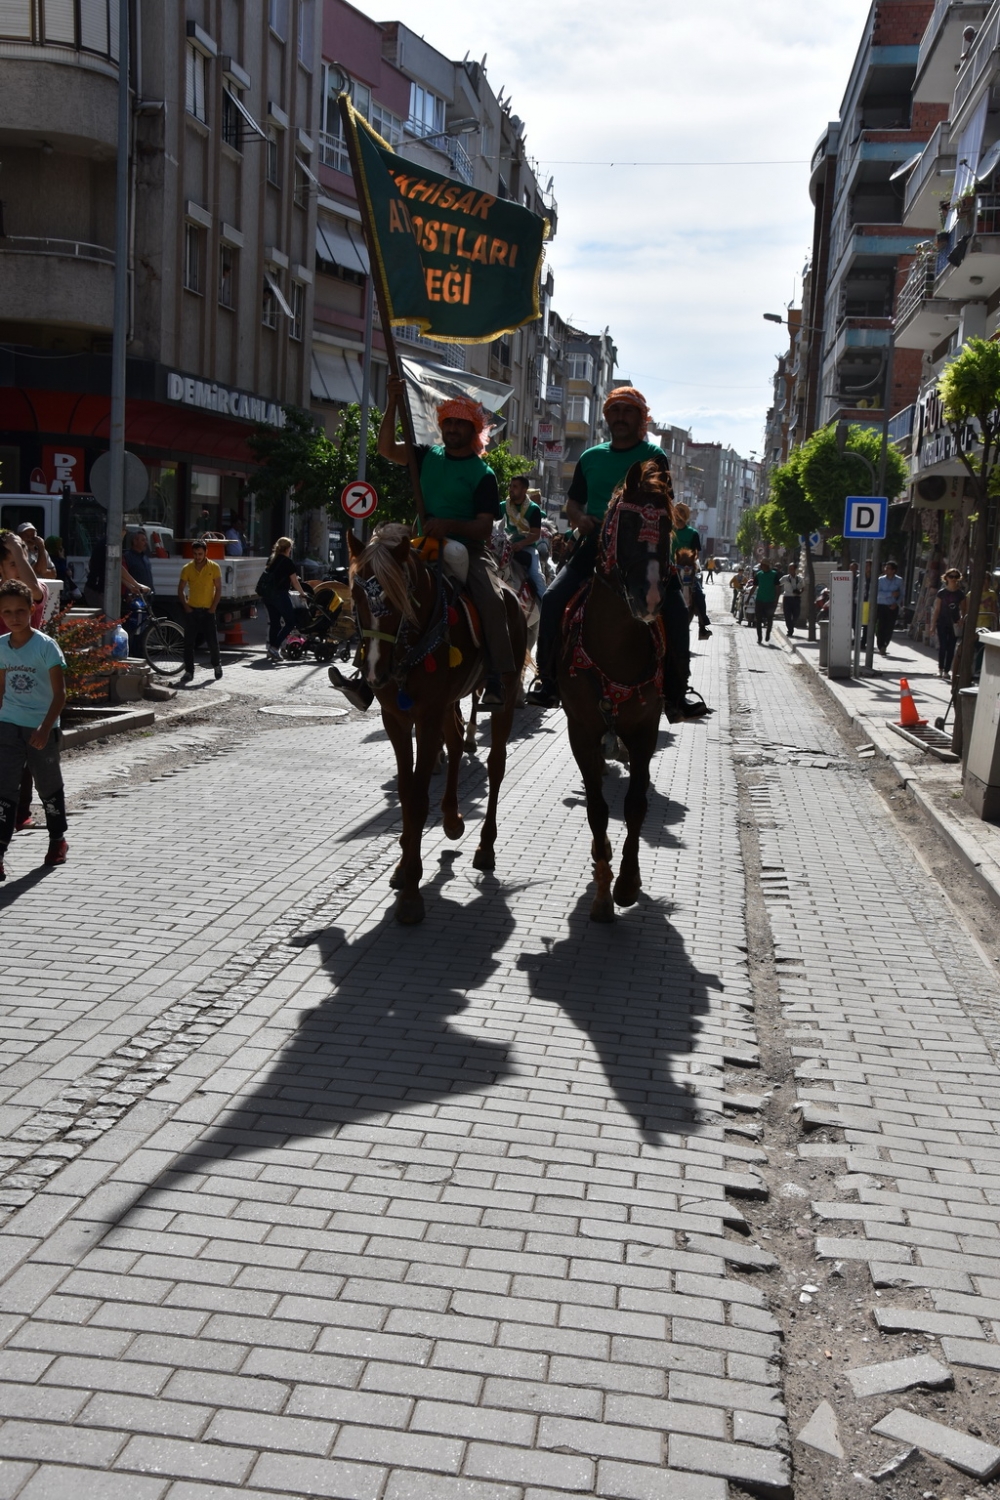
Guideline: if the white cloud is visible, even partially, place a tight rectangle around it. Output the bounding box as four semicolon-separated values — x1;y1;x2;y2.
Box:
375;0;871;456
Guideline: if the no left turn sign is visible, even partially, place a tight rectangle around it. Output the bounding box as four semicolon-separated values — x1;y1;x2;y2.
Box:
341;480;379;520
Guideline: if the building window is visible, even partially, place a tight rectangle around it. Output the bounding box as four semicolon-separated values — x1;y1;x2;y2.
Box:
407;83;445;139
509;396;519;437
289;282;305;341
218;244;236;307
268;0;287;39
567;395;591;424
185;43;207;122
222;90;242;150
183;224;202;294
297;0;313;66
369;99;402;148
262;278;280;328
266;125;280;185
566;353;594;382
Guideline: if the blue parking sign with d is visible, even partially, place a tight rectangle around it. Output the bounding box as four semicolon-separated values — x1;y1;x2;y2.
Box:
843;496;888;539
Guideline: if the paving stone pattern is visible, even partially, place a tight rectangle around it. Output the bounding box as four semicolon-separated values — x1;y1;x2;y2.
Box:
732;627;1000;1390
0;637;790;1496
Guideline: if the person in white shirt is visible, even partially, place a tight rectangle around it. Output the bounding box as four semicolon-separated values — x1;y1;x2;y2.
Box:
779;562;805;637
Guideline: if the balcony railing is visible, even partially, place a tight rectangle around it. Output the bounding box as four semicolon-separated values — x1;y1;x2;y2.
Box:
403;120;474;185
888;403;916;444
0;236;115;265
976;190;1000;231
897;242;938;323
903;120;953;219
954;0;1000;123
318;130;350;175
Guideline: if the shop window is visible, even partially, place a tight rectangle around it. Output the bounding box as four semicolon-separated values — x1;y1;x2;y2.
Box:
186;43;207;122
218;244;236;308
289;282;304;341
266;125;280;186
183;224;203;294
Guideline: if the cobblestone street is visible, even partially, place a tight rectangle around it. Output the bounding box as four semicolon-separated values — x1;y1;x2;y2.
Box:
3;591;1000;1499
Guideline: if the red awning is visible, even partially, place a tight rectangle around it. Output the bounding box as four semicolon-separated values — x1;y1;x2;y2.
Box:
4;389;258;467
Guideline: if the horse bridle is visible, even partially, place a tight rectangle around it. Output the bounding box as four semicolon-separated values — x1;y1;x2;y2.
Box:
596;495;675;610
353;558;448;682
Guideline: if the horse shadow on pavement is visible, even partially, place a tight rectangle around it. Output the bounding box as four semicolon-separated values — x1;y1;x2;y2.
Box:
155;856;519;1183
517;891;718;1147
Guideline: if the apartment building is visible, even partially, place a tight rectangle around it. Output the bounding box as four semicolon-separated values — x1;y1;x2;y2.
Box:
0;0;320;547
892;0;999;524
689;442;753;555
786;0;943;455
311;4;556;467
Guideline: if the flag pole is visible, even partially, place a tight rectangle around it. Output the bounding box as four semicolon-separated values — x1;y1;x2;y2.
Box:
338;95;426;528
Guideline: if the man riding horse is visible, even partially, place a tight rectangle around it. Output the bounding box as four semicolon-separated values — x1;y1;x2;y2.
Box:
528;387;677;709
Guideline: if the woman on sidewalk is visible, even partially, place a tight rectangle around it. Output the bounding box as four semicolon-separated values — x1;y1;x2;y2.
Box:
930;568;967;679
259;537;304;663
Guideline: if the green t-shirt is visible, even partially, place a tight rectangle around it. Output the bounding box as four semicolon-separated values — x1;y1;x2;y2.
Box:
504;499;544;538
567;440;669;519
670;523;701;560
754;567;779;604
416;445;501;542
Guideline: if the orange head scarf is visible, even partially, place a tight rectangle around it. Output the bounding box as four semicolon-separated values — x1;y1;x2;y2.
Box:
603;386;650;434
437;398;489;455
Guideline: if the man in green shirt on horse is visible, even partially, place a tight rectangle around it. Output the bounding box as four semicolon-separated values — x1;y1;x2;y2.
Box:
527;387;672;709
377;376;514;710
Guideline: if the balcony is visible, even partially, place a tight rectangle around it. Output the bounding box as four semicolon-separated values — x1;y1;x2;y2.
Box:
953;0;1000;130
403;120;475;185
0;237;114;329
1;50;118;154
915;0;990;103
934;194;1000;297
894;242;964;348
903;121;955;228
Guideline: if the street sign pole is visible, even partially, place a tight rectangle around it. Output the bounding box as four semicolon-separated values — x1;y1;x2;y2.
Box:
104;0;129;621
844;494;888;678
865;338;896;672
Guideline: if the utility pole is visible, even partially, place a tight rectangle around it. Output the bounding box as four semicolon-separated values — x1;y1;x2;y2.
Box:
104;0;130;621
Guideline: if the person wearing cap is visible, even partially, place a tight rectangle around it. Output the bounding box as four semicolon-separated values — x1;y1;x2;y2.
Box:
375;375;513;711
528;387;672;708
16;523;56;580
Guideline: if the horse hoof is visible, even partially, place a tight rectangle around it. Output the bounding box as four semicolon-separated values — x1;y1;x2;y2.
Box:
395;895;425;925
472;847;495;871
389;863;405;890
590;897;614;923
613;874;642;907
443;814;465;841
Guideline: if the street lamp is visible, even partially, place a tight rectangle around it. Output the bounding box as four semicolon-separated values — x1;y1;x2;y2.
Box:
763;313;825;335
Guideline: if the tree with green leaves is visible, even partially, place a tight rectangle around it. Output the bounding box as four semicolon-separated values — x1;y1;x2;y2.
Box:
736;504;765;560
764;452;823;638
938;338;1000;694
798;422;908;526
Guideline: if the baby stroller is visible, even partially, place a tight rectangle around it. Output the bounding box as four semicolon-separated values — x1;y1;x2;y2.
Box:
279;575;358;662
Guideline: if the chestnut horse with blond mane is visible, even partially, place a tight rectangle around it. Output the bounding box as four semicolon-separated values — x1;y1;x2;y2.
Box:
348;525;527;925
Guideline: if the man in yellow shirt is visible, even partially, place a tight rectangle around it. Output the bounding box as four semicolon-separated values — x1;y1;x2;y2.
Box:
177;539;222;682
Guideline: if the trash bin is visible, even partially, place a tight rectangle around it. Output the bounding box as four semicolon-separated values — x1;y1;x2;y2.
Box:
964;633;1000;818
818;620;829;670
959;687;978;777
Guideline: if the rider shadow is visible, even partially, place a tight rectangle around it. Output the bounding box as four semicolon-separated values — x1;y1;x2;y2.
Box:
517;892;717;1146
157;857;517;1182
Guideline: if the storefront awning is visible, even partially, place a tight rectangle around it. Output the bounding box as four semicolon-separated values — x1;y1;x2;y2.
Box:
316;217;369;275
311;349;363;404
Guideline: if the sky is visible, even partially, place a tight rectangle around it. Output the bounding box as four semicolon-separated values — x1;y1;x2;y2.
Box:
377;0;873;459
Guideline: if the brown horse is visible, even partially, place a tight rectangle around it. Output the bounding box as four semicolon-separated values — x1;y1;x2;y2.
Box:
557;460;688;922
348;525;527;925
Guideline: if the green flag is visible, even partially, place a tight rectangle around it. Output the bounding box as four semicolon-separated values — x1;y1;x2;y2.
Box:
343;100;546;345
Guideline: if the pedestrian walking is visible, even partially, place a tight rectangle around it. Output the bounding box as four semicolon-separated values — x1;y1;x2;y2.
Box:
258;537;304;663
754;559;779;644
779;562;804;637
178;540;222;682
704;556;717;585
930;568;966;678
0;579;68;879
875;559;904;656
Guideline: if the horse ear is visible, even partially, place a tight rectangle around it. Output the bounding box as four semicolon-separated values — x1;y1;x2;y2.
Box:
624;461;645;495
347;531;364;561
390;534;412;566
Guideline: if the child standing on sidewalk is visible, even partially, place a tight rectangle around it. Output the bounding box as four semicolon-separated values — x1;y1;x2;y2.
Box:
0;580;68;879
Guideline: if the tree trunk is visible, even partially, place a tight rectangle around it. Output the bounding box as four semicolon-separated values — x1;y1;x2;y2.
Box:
804;545;817;642
952;484;992;756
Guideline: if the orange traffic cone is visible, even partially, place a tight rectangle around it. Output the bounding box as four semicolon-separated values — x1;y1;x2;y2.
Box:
897;678;927;728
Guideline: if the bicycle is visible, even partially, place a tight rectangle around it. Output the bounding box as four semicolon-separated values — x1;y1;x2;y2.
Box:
129;595;186;675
